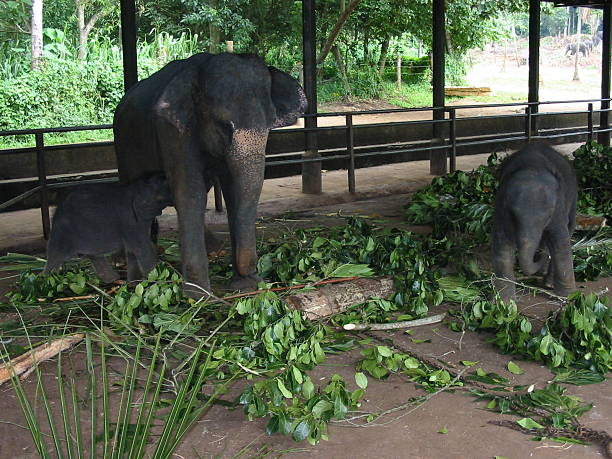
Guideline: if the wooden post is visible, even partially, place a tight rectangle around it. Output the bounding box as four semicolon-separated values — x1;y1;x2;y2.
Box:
396;53;402;90
430;0;447;176
226;40;234;53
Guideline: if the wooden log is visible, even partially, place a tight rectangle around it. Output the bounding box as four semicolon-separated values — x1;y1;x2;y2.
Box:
284;276;395;320
0;333;84;385
445;86;492;97
576;214;607;230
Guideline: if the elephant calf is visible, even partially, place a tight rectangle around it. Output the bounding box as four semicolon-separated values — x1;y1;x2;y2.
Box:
492;143;577;301
44;174;173;282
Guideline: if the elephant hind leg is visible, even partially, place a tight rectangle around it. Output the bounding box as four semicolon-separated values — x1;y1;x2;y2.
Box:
89;255;120;283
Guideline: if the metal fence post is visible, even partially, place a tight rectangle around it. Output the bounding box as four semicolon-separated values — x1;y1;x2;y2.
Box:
587;103;594;142
35;132;51;239
213;176;223;212
448;108;457;173
525;105;532;141
346;114;356;193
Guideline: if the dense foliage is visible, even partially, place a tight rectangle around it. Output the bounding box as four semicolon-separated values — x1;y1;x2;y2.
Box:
0;0;580;139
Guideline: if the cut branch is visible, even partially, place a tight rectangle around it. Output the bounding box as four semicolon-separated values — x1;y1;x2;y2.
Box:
0;334;85;385
343;313;446;331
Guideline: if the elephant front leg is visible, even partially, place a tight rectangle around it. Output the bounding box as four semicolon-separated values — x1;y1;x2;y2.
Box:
492;231;516;303
546;226;576;297
221;129;268;291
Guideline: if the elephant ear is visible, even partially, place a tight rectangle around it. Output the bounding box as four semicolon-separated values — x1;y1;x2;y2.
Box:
268;66;308;129
153;63;234;156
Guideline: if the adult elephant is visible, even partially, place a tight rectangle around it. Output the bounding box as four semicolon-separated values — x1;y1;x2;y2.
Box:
113;53;307;296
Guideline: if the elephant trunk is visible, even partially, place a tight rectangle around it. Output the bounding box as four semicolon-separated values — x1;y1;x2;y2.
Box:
516;231;546;276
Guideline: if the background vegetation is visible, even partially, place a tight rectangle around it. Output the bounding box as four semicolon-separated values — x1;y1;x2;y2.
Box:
0;1;603;143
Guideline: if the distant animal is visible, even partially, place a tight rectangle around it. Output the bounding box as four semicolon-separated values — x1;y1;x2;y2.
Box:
44;174;174;282
582;38;593;53
565;42;589;57
492;143;577;301
592;31;603;47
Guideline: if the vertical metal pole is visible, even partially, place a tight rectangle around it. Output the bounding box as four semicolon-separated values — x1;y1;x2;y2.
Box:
588;102;594;142
449;109;456;173
301;0;321;194
599;3;611;146
346;114;355;193
120;0;138;91
525;105;532;141
36;132;51;240
213;177;223;212
528;0;540;135
431;0;447;175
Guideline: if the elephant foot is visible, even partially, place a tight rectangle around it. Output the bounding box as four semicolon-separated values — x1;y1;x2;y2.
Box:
229;273;262;292
553;284;576;298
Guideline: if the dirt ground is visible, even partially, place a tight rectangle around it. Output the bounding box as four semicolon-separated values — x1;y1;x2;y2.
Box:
0;189;610;459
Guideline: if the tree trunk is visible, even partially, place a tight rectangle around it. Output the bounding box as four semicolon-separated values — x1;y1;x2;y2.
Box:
317;0;362;66
31;0;43;69
377;38;390;78
75;0;106;61
573;7;582;81
363;29;369;64
332;45;352;99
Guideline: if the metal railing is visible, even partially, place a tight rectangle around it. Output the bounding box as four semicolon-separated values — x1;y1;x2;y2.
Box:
1;98;610;240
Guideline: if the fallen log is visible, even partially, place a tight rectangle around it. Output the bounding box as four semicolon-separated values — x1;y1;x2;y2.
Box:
284;276;395;320
445;86;491;97
0;333;84;385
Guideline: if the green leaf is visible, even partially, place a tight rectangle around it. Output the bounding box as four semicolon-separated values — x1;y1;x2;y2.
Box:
461;360;477;367
355;372;368;389
276;379;293;399
376;345;393;357
302;378;315;400
329;264;374;278
507;361;524;375
311;400;333;418
292;366;303;385
292;420;311;441
517;418;545;430
438;427;448;434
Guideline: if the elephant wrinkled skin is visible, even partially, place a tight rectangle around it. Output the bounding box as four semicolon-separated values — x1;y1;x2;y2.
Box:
492;143;577;301
113;52;307;297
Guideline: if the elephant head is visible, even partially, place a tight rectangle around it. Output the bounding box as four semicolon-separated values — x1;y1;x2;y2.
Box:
114;53;307;296
131;174;174;222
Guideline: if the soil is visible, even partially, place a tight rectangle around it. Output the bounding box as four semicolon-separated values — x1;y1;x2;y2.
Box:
0;190;610;459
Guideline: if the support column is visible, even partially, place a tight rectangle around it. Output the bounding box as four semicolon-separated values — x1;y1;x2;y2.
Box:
528;0;540;136
302;0;321;194
599;3;611;146
120;0;138;91
430;0;446;175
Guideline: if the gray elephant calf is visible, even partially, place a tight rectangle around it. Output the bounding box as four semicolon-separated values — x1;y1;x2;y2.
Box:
44;174;173;282
492;143;577;301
